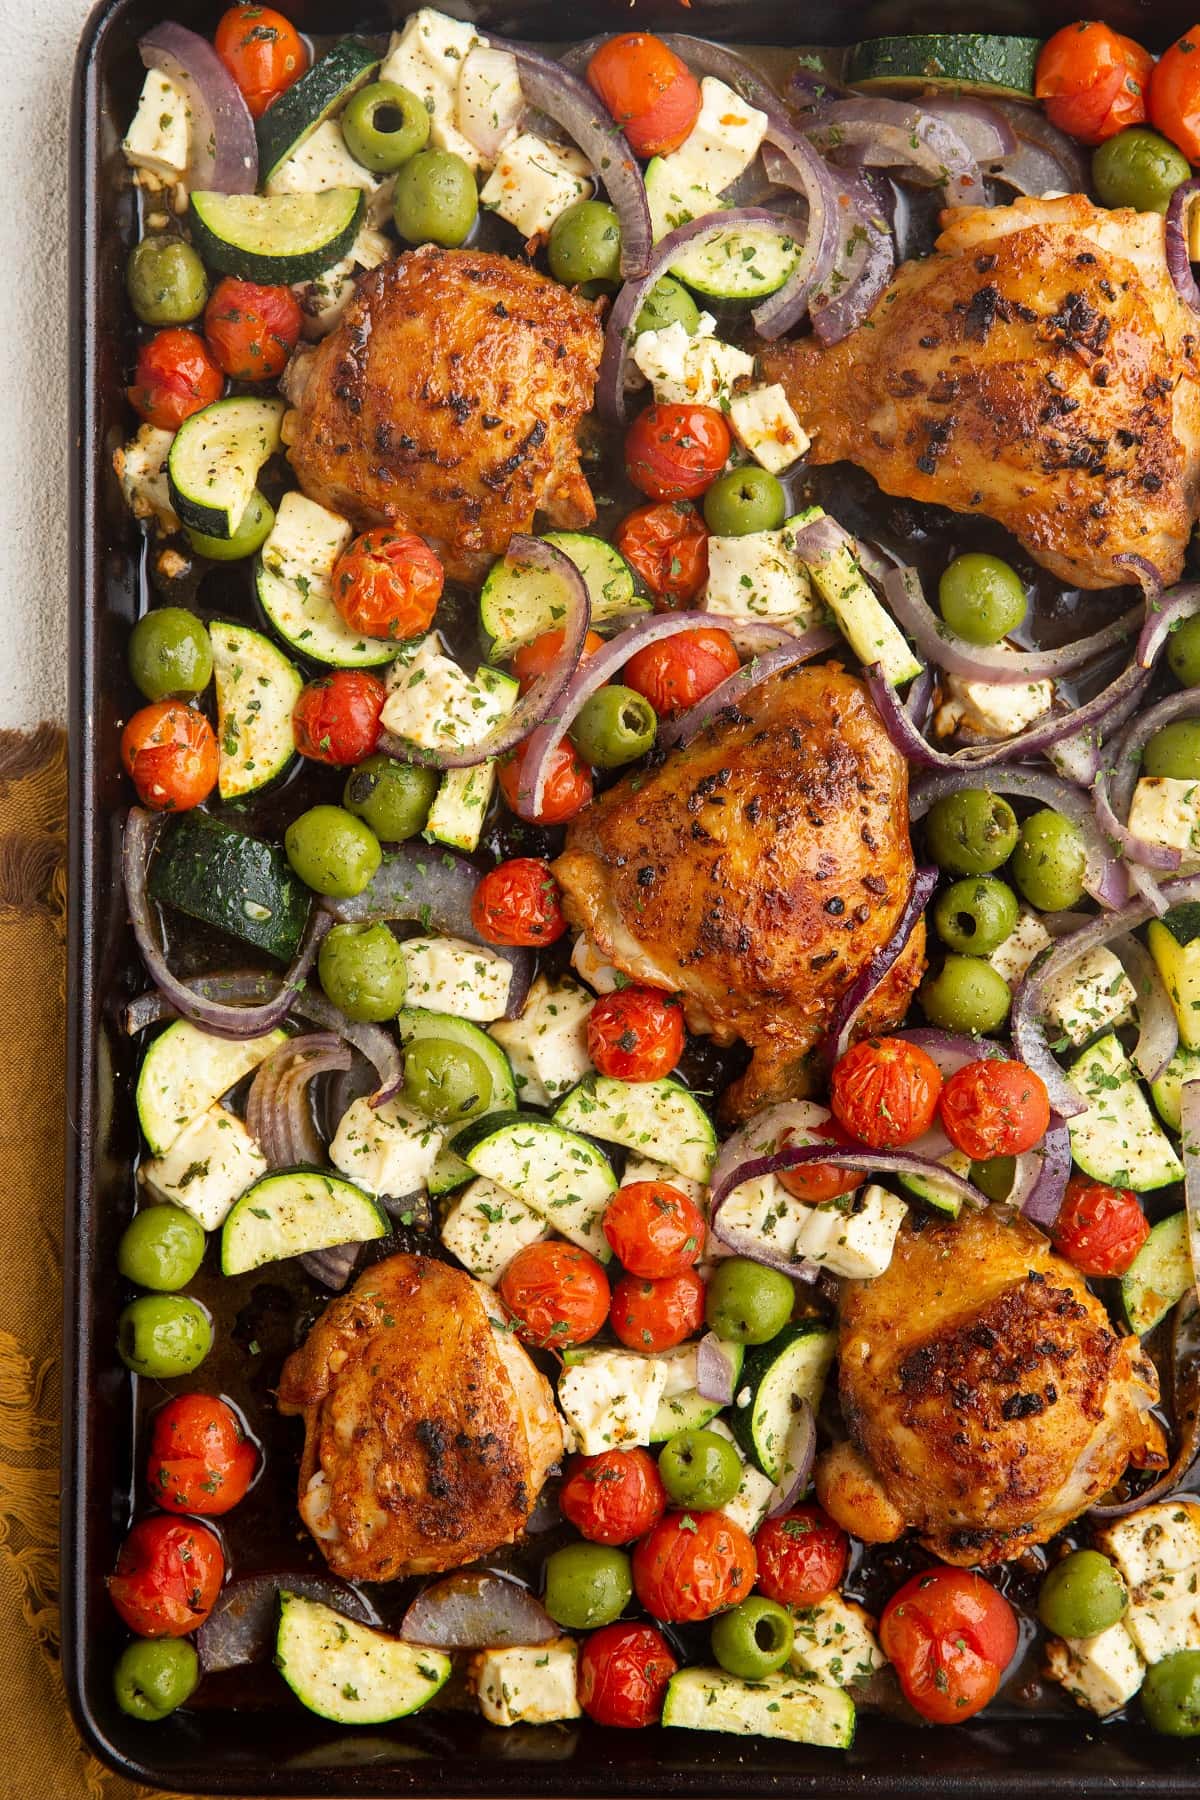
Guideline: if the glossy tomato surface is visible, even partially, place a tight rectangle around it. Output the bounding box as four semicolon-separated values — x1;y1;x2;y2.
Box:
623;627;740;716
603;1180;704;1279
471;858;566;946
1035;21;1151;143
632;1510;756;1622
108;1514;224;1637
146;1393;257;1515
331;528;445;642
610;1267;705;1352
776;1122;864;1204
512;627;603;695
625;404;731;502
215;2;307;116
127;328;222;431
578;1622;678;1726
586;33;702;157
203;277;301;381
121;701;218;811
830;1036;943;1150
498;1241;610;1347
292;670;385;766
754;1505;849;1608
939;1058;1050;1160
499;738;593;825
559;1448;667;1545
1052;1177;1149;1277
615;501;709;608
880;1568;1018;1724
586;986;684;1081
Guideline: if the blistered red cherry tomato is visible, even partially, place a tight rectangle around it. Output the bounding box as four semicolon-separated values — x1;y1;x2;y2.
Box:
215;3;308;118
108;1514;224;1637
603;1180;704;1279
938;1058;1050;1160
203;276;301;381
559;1447;667;1545
499;737;593;825
586;986;684;1082
625;403;731;502
121;700;218;811
776;1121;864;1205
127;328;222;431
471;858;566;947
610;1267;705;1353
614;501;709;609
1151;27;1200;162
830;1035;943;1150
292;670;385;766
1051;1176;1149;1277
880;1568;1018;1725
623;626;740;716
147;1394;257;1516
632;1510;756;1622
1035;21;1151;145
512;627;604;695
331;528;445;643
578;1621;679;1727
754;1505;849;1608
498;1240;610;1347
586;33;702;158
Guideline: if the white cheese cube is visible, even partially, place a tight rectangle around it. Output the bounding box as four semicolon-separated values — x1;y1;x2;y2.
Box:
718;1173;810;1263
456;45;524;167
557;1349;669;1454
1041;946;1136;1048
704;527;819;627
657;1343;701;1398
490;976;593;1108
329;1095;445;1197
474;1640;580;1727
382;636;511;752
1127;777;1200;868
571;934;622;994
261;491;353;598
794;1184;907;1280
706;1418;776;1535
663;76;768;197
292;224;392;338
381;8;486;167
266;119;379;197
1125;1585;1200;1664
113;424;179;535
631;317;754;408
441;1177;547;1283
728;384;811;474
400;936;513;1022
1045;1622;1144;1717
934;648;1054;742
140;1105;267;1230
1095;1501;1200;1597
123;70;190;185
988;906;1052;987
480;133;594;240
791;1593;886;1690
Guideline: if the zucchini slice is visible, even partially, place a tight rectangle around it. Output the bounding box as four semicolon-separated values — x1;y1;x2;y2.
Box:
897;1147;971;1218
553;1074;717;1184
396;1008;518;1115
256;491;395;669
480;532;644;662
1151;1042;1200;1133
450;1112;617;1260
662;1666;855;1748
136;1021;287;1156
844;34;1042;100
221;1169;387;1275
428;1145;475;1198
1066;1033;1184;1192
276;1593;450;1723
167;396;285;540
190;187;365;285
730;1320;837;1478
1121;1212;1191;1336
148;811;311;963
210;620;302;800
256;37;381;187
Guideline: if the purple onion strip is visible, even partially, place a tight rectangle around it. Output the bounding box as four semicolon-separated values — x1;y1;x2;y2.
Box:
820;866;937;1067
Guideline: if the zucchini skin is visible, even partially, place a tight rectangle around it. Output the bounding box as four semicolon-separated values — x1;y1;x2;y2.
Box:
256;37;381;185
148;811;311;962
189;190;366;285
845;34;1042;99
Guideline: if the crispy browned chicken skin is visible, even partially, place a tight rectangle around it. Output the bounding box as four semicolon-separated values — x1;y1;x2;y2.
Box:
759;195;1200;590
282;246;603;580
278;1254;563;1580
816;1208;1162;1565
554;664;924;1123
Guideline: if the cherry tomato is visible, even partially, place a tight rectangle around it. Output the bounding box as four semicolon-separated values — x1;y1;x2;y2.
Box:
777;1121;864;1205
499;737;593;825
498;1240;610;1348
471;858;567;947
108;1514;224;1637
578;1621;679;1727
586;33;702;158
880;1568;1018;1725
1051;1177;1149;1277
623;626;740;716
1035;22;1151;145
512;627;604;695
146;1394;257;1516
615;501;709;610
625;403;731;502
292;670;385;767
610;1267;705;1353
754;1505;849;1608
121;700;218;811
632;1510;756;1623
560;1447;668;1545
1151;28;1200;162
586;986;684;1082
331;528;445;643
215;3;308;118
830;1035;943;1151
603;1180;704;1280
938;1058;1050;1160
203;276;301;381
127;328;222;431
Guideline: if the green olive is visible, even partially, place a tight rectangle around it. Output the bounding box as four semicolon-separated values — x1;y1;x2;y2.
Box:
117;1294;212;1378
635;276;701;337
1011;808;1087;912
703;466;787;537
393;149;478;248
570;684;657;768
705;1257;794;1345
117;1204;206;1292
919;955;1011;1034
1093;127;1191;215
1142;1649;1200;1736
1168;614;1200;689
402;1037;493;1122
342;80;430;173
128;607;213;701
937;553;1028;646
542;1542;632;1631
343;753;439;842
285;805;381;898
658;1428;743;1512
971;1156;1015;1203
318;922;408;1021
1037;1549;1128;1641
924;790;1020;876
932;877;1019;955
126;236;208;325
548;200;622;287
114;1636;199;1721
1144;719;1200;781
711;1596;794;1680
186;489;275;562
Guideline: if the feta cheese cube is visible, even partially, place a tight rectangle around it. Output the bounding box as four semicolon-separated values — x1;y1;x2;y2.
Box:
1045;1622;1144;1717
381;8;486;167
292;224;392;338
440;1177;547;1283
123;70;190;185
490;976;593;1107
663;76;768;197
1094;1501;1200;1597
557;1349;669;1453
1125;1585;1200;1664
728;383;811;474
140;1105;267;1230
1127;777;1200;868
480;133;594;240
400;936;513;1022
934;649;1054;742
456;45;524;167
1041;946;1136;1048
113;424;179;535
718;1173;810;1264
266;119;379;197
382;637;512;752
988;906;1052;987
261;491;353;598
706;1419;776;1535
329;1096;445;1197
791;1593;886;1690
474;1640;580;1727
571;934;621;994
631;316;754;408
704;527;820;627
793;1184;907;1280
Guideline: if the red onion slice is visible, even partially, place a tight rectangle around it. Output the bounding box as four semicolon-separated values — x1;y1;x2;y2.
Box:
710;1141;987;1215
895;1027;1006;1078
401;1573;557;1648
1010;1115;1071;1232
246;1034;349;1168
139;22;257;193
751;128;853;339
197;1572;379;1672
287;988;402;1107
988;100;1089;197
920;98;1017;166
807;98;985;206
299;1242;364;1291
1111;932;1179;1085
765;1399;817;1519
658;35;789;118
820;865;938;1067
708;1100;834;1214
657;629;837;752
1167;180;1200;314
1094;682;1200;878
696;1332;738;1405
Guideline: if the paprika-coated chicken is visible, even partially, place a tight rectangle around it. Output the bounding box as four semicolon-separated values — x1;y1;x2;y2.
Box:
278;1253;563;1581
282;245;603;581
759;195;1200;591
553;664;924;1123
816;1208;1163;1565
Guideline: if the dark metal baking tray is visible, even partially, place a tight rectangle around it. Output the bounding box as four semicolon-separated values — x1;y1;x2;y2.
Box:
65;0;1197;1790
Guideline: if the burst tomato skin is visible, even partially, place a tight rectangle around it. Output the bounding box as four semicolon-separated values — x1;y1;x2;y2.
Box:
128;328;223;431
122;700;218;811
615;501;709;608
203;277;301;381
830;1036;943;1150
498;1241;610;1348
512;627;604;695
603;1179;705;1279
1052;1177;1149;1277
586;986;684;1081
939;1058;1050;1160
499;738;593;825
777;1121;864;1204
1035;21;1151;144
623;627;740;716
633;1510;756;1623
215;3;308;117
147;1394;257;1516
292;670;385;766
586;33;702;158
754;1505;849;1608
610;1267;705;1352
331;529;445;642
625;403;732;502
471;858;566;947
560;1448;668;1545
880;1568;1018;1725
578;1621;679;1726
1151;28;1200;161
108;1514;225;1637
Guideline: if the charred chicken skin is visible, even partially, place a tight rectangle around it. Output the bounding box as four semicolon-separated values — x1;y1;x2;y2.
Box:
553;664;924;1123
282;245;603;580
278;1253;563;1581
759;195;1200;590
816;1208;1162;1566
